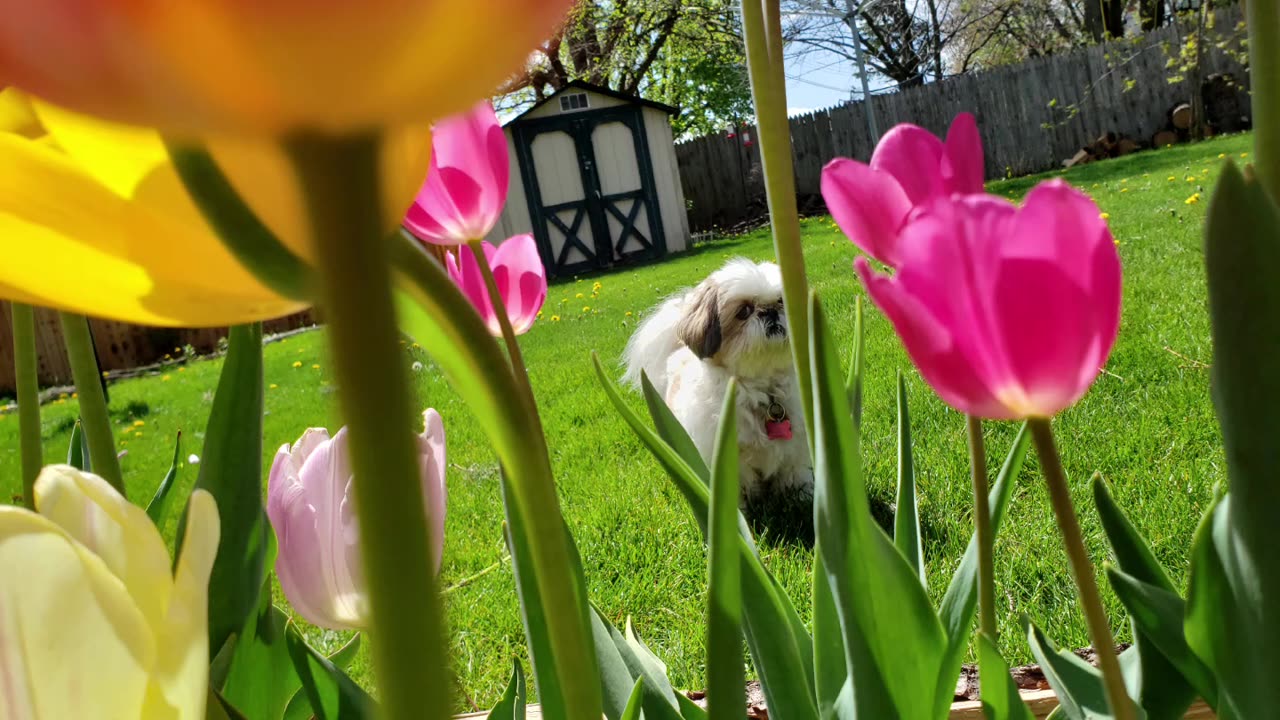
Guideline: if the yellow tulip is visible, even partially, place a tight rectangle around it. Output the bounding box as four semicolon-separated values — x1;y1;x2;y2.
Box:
0;89;431;326
0;465;220;719
0;0;574;135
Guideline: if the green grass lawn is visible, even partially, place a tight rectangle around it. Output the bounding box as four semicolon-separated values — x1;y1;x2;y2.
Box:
0;132;1246;712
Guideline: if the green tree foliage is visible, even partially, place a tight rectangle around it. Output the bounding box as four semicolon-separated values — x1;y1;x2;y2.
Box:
498;0;752;138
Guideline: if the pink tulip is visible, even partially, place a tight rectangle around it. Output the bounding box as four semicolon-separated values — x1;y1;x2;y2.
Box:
855;180;1121;420
821;112;984;266
446;234;547;335
267;410;447;631
405;101;509;245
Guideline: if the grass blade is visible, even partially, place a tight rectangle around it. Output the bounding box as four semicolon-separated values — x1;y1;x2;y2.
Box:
893;371;924;586
846;296;865;425
707;380;744;720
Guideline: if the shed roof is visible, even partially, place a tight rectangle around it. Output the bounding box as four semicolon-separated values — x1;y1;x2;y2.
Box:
508;80;679;123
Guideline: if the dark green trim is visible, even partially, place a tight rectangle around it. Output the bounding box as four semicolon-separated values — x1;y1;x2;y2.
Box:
508;80;679;123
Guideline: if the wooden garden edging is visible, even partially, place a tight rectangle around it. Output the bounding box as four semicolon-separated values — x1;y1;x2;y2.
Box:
455;693;1215;719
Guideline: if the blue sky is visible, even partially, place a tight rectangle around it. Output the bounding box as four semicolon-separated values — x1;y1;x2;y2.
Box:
782;44;892;116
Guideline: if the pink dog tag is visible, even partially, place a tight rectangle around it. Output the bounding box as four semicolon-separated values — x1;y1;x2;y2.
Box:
766;419;792;440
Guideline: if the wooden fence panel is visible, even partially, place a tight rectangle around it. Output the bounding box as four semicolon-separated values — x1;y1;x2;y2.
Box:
675;7;1248;232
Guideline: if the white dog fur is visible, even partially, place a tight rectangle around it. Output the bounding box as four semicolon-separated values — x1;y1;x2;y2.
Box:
623;258;813;505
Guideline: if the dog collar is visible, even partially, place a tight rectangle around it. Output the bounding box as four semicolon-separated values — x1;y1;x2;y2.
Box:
765;397;792;441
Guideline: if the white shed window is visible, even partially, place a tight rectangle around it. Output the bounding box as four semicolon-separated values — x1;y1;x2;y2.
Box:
559;93;590;112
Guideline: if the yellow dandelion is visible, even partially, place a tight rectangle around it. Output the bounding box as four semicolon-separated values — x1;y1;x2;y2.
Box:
1099;212;1111;220
101;371;109;378
625;311;633;317
133;420;145;427
161;374;171;382
70;393;77;399
311;364;321;370
178;367;185;373
1218;153;1226;159
551;315;562;322
292;361;303;368
411;343;421;349
537;311;544;319
1241;152;1249;158
1091;183;1099;188
269;383;279;389
1121;178;1127;183
575;292;584;299
134;431;143;438
1186;176;1197;182
1167;176;1176;181
582;306;591;313
58;393;67;399
297;348;305;353
576;278;582;283
1185;194;1201;205
1120;188;1130;193
1114;239;1121;247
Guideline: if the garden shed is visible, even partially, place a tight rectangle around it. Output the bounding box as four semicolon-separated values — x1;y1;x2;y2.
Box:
486;81;690;278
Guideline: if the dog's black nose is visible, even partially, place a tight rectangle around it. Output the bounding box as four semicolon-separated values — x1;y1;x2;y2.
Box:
759;307;780;323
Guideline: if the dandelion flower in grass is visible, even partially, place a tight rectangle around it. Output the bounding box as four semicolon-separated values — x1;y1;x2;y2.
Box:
551;315;561;322
625;311;633;317
133;420;144;427
311;364;320;370
1099;212;1111;220
1242;152;1249;158
411;361;424;372
1185;194;1201;205
269;384;279;390
576;293;584;299
292;361;303;369
161;375;171;382
1120;188;1129;193
134;432;142;438
1168;176;1177;181
1186;176;1197;182
1219;153;1226;158
582;306;591;313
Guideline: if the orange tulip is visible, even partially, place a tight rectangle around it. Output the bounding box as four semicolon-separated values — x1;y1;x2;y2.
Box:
0;0;573;135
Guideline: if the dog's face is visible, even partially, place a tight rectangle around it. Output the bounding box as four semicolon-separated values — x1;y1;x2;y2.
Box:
676;260;790;375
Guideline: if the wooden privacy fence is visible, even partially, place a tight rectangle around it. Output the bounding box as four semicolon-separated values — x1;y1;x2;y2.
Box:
0;303;316;394
676;8;1249;232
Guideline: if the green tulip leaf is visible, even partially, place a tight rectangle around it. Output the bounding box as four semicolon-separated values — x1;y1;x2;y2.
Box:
932;423;1031;714
893;371;925;586
978;633;1035;720
66;419;87;471
488;660;528;720
707;381;744;720
846;296;865;426
594;355;818;720
285;627;375;720
1200;159;1280;717
810;292;946;718
220;581;301;720
178;323;268;659
621;677;647;720
1023;618;1143;720
145;431;183;526
280;635;363;720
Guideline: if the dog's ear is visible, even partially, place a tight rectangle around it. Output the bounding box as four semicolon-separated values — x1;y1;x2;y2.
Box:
677;281;722;359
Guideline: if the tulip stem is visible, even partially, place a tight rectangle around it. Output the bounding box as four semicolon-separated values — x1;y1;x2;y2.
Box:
740;0;814;435
467;241;536;410
10;303;42;508
287;133;449;720
60;312;124;497
1029;418;1132;720
1248;0;1280;202
967;415;996;641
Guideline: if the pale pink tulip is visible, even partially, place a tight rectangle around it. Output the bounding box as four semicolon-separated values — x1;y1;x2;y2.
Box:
267;410;447;631
821;112;984;266
405;102;509;245
446;234;547;335
856;180;1121;420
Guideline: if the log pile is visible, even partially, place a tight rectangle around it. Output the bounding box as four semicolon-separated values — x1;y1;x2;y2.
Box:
1062;131;1142;168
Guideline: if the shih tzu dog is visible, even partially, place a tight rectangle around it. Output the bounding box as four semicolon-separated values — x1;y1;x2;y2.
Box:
623;258;813;509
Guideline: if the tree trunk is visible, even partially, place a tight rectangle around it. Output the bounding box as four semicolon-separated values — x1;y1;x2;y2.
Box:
1084;0;1126;41
1139;0;1167;31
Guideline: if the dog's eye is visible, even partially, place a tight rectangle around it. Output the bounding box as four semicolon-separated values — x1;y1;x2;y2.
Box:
736;303;754;320
777;298;784;308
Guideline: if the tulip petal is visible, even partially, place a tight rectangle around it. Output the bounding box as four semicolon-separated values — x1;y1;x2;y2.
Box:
943;112;984;195
0;133;306;326
821;158;912;266
419;409;448;572
0;88;42;138
34;466;175;634
857;258;1010;419
143;489;219;720
870;124;947;205
491;234;547;334
0;507;155;719
990;260;1098;417
271;429;365;630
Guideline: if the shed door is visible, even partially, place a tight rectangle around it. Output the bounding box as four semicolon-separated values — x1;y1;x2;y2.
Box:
514;106;666;278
